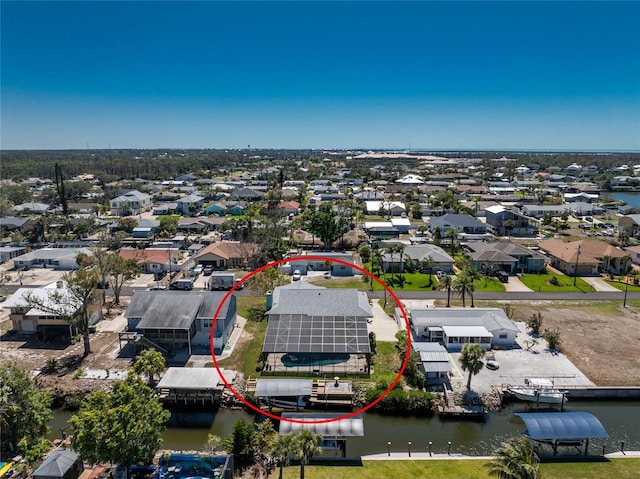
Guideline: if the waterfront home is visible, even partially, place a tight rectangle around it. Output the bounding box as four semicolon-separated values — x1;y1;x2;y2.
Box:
2;281;93;341
379;243;454;274
124;291;236;355
618;214;640;237
484;205;538;237
410;307;518;351
263;283;372;374
412;342;452;385
33;450;83;479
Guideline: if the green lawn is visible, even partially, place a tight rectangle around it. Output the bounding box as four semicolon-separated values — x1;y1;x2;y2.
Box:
370;341;399;382
236;296;266;318
218;299;267;377
474;277;506;292
520;273;596;292
281;458;640;479
605;279;640;292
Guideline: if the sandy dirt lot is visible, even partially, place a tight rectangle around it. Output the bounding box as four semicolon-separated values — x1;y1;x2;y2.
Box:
509;300;640;386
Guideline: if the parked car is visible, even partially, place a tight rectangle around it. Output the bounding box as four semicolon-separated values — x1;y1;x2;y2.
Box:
169;279;194;290
146;286;167;291
203;265;214;276
292;270;301;281
194;265;203;275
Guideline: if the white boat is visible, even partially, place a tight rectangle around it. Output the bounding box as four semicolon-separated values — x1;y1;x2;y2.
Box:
508;378;568;405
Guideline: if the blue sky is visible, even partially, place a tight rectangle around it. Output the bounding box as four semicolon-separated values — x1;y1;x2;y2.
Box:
1;1;639;151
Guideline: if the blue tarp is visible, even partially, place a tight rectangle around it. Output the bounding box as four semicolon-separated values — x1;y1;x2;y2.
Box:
516;412;608;441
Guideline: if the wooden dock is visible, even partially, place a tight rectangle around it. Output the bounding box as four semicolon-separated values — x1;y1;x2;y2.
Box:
438;385;486;417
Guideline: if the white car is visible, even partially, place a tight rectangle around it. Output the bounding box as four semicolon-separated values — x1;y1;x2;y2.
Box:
194;265;203;275
292;270;301;281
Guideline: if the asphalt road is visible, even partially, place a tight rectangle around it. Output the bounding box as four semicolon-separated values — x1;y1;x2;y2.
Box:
2;285;635;302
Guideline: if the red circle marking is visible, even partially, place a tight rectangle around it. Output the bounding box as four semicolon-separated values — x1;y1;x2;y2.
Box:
210;255;411;424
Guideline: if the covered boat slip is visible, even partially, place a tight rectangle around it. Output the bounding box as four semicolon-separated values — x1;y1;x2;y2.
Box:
245;378;354;410
279;413;364;457
156;367;237;405
516;412;608;456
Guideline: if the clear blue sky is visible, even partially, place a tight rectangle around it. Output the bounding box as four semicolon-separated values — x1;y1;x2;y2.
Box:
1;1;639;151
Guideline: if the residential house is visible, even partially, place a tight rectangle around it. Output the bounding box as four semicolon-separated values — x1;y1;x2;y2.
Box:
176;194;205;216
110;190;152;216
2;281;94;340
278;200;300;216
363;222;400;240
124;291;236;354
379;243;454;273
410;307;518;351
12;202;51;215
288;252;358;276
521;204;572;218
466;240;546;274
619;214;640;237
0;217;32;232
365;201;407;216
484;205;537;237
194;240;261;270
539;238;631;276
428;213;488;239
390;218;411;234
263;283;372;374
624;245;640;265
119;248;181;275
132;218;160;239
0;245;27;262
230;187;264;201
12;247;92;270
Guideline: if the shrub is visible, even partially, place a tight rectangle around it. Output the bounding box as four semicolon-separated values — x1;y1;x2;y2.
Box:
246;305;266;322
73;368;84;379
526;312;543;335
542;328;562;351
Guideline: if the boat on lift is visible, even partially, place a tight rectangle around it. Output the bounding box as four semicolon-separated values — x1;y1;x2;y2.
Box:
508;378;568;405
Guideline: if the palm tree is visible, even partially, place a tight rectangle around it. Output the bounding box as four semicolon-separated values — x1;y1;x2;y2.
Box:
421;255;436;285
432;226;442;246
297;430;322;479
446;228;460;254
453;274;474;308
384;245;397;282
437;274;454;307
395;243;406;285
271;434;298;479
371;248;384;280
486;436;540;479
459;343;486;390
462;266;481;308
132;349;166;387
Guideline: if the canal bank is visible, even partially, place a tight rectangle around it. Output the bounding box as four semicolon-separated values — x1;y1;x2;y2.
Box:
49;400;640;457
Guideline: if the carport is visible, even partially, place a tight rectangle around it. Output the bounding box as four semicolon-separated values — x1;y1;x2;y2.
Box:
516;412;608;456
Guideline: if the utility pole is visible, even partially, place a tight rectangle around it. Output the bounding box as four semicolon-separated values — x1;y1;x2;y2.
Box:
573;245;581;287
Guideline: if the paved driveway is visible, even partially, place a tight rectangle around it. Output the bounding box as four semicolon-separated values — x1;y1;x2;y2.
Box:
368;301;401;342
503;277;533;292
582;276;621;292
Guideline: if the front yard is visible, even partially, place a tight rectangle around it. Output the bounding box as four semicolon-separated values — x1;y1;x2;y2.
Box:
520;272;596;292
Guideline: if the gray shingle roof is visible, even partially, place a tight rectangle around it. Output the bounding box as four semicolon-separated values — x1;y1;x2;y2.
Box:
411;307;518;333
267;288;372;317
429;213;484;229
128;291;231;330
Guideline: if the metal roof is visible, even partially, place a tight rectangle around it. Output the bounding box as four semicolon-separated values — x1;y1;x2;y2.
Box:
442;325;493;337
411;307;518;333
254;379;313;397
421;361;452;373
33;450;79;479
263;314;371;354
279;413;364;437
156;367;235;390
516;412;608;441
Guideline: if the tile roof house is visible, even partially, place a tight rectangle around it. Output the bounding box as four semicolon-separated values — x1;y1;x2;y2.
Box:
380;243;454;273
193;241;261;270
119;248;181;275
466;240;546;274
539;238;631;276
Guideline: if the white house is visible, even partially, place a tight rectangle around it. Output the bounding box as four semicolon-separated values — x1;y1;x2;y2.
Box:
410;307;518;351
110;190;152;216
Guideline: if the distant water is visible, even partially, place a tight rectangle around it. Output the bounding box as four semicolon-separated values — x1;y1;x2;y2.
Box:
612;192;640;208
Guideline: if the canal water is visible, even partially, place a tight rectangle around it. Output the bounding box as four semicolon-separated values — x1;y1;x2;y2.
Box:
612;192;640;208
49;401;640;456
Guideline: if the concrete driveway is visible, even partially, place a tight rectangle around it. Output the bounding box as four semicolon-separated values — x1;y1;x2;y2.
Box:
368;301;400;342
582;276;621;292
503;277;533;292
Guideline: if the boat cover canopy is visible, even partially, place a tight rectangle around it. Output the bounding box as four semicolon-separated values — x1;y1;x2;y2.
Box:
516;412;608;441
254;378;313;397
279;413;364;437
